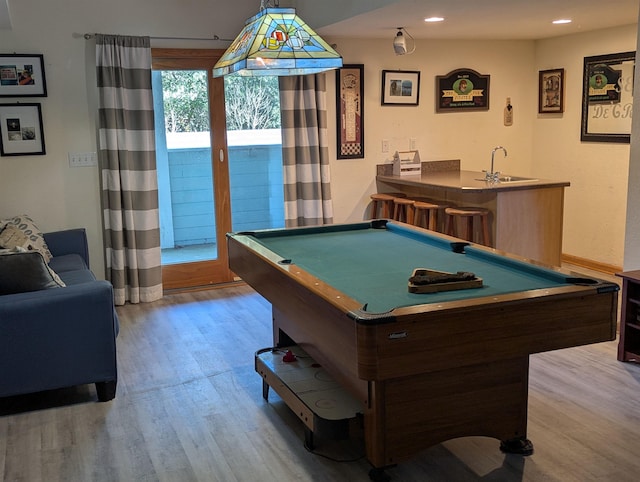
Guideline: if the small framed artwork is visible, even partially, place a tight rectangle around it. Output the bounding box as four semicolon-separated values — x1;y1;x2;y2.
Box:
0;103;46;156
336;64;364;159
381;70;420;106
539;68;564;113
436;68;490;112
0;54;47;97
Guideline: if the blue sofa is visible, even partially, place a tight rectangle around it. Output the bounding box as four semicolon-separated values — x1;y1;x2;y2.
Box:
0;228;118;401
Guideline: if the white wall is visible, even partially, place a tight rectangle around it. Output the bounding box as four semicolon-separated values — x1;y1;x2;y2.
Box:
328;28;637;269
0;0;636;278
534;25;637;268
326;37;537;223
625;20;640;270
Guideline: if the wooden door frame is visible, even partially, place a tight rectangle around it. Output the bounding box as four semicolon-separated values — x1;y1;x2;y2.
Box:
152;49;234;290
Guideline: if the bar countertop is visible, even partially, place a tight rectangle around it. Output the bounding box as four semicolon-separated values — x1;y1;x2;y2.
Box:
377;170;570;193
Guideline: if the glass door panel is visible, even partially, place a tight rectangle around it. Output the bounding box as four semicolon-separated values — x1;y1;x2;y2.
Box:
152;50;233;291
154;69;217;265
224;75;285;232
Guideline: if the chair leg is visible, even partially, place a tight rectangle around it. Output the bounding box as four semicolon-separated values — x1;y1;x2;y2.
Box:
461;216;473;242
481;215;491;246
369;200;379;219
428;209;437;231
381;201;391;219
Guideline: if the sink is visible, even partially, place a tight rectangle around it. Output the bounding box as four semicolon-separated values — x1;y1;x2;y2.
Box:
475;175;538;183
497;175;538;183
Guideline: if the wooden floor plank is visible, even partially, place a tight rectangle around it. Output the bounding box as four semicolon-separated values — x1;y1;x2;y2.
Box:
1;283;640;481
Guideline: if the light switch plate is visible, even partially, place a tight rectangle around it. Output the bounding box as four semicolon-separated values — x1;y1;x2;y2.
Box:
69;152;97;167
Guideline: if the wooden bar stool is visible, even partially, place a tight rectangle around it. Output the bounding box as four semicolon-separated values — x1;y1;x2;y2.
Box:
393;197;415;223
412;200;440;231
369;193;406;219
445;207;491;246
411;197;448;232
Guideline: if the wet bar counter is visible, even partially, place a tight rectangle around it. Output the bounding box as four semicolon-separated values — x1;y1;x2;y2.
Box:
376;162;570;266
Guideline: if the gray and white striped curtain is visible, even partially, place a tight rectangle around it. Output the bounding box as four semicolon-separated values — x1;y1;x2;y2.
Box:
279;74;333;227
96;34;162;305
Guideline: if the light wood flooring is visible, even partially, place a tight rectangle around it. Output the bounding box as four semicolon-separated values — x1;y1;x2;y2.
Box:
1;281;640;482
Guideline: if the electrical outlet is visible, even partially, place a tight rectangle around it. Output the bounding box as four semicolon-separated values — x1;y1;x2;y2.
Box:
409;138;417;150
69;152;98;167
382;139;389;153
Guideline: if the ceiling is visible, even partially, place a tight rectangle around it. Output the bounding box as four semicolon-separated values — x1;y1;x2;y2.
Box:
0;0;638;41
310;0;640;41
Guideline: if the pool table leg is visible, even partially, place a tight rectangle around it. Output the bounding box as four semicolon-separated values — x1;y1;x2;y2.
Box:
368;465;396;482
304;427;315;451
500;436;534;456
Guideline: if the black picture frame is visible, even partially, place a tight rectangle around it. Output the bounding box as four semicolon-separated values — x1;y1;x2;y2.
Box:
538;68;565;114
581;51;635;143
381;70;420;106
0;54;47;97
0;103;46;156
336;64;364;159
435;68;490;112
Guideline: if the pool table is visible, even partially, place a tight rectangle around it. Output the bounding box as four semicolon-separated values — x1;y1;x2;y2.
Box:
227;220;618;473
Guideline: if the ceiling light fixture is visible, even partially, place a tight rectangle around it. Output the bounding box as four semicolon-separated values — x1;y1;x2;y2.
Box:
393;27;416;55
213;0;343;77
424;17;444;23
552;19;572;24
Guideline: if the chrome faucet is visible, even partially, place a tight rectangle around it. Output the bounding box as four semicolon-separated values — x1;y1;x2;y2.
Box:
485;146;508;182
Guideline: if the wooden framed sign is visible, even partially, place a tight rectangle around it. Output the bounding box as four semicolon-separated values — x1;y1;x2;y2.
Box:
336;64;364;159
436;68;490;112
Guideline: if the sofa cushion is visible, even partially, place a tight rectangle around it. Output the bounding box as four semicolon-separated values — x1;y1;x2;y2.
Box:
57;268;97;286
49;253;88;273
0;225;29;249
0;251;66;295
0;215;53;262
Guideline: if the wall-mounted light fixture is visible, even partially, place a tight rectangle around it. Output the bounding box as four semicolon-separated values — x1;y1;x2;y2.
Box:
393;27;415;55
213;0;343;77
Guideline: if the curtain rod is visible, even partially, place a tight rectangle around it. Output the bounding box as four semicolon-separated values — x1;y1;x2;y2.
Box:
82;33;232;41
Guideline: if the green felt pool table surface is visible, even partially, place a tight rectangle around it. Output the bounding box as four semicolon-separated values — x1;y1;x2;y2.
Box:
245;220;608;314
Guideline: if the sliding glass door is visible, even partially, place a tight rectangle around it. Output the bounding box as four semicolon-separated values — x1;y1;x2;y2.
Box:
152;49;233;290
151;49;284;291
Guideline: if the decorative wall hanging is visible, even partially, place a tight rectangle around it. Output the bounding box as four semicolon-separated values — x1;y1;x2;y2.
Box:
581;51;635;143
381;70;420;106
336;64;364;159
0;54;47;97
538;68;565;114
0;103;46;156
435;68;489;112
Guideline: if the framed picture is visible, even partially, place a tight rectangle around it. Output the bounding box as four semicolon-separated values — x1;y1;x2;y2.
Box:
336;64;364;159
0;103;46;156
0;54;47;97
381;70;420;106
581;51;635;143
436;68;490;112
539;68;565;114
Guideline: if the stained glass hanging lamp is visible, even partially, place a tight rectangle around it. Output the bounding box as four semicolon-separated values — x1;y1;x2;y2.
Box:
213;0;343;77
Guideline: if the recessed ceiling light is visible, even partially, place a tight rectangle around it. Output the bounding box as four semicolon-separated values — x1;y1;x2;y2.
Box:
424;17;445;23
552;19;572;24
